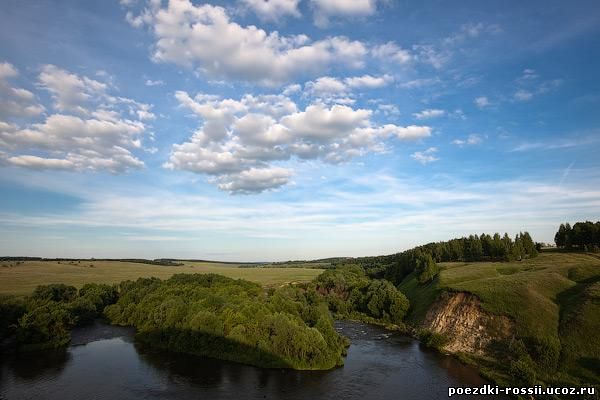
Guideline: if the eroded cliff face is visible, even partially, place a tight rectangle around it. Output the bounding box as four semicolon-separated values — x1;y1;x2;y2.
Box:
422;291;514;356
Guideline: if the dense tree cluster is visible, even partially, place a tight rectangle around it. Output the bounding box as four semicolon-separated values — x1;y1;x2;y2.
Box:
0;283;117;350
555;221;600;251
104;274;348;370
1;272;412;369
313;268;409;325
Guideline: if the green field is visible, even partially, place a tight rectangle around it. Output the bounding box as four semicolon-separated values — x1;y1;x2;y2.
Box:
0;260;323;296
399;251;600;384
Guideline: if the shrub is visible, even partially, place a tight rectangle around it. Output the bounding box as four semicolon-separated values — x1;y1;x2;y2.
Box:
419;329;449;351
16;301;74;350
31;284;77;303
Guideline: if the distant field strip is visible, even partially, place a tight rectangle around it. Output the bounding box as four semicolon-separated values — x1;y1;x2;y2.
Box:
0;260;323;295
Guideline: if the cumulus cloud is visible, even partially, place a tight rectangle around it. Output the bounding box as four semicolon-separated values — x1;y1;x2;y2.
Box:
0;64;152;173
311;0;379;27
165;91;431;193
452;134;482;146
241;0;301;21
38;64;108;114
413;108;445;120
304;74;393;103
217;167;293;194
345;74;393;89
305;76;348;97
411;147;439;165
0;62;19;79
0;62;45;119
126;0;367;86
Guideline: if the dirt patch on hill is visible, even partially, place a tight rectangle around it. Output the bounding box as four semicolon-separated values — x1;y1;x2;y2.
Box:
422;291;514;356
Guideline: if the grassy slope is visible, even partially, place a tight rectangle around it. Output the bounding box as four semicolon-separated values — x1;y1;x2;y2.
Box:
0;260;323;295
399;252;600;384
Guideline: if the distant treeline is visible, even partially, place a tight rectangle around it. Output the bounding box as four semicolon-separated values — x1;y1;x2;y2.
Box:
332;232;538;285
0;257;184;266
554;221;600;252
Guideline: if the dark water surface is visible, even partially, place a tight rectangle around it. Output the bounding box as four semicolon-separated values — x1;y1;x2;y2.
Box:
0;321;502;400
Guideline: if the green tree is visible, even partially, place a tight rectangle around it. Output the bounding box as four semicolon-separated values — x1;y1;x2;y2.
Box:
416;253;438;284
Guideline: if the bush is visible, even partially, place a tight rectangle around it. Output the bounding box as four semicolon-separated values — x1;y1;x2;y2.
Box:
314;269;410;324
419;329;449;351
16;301;74;350
31;284;77;303
509;357;537;385
0;297;26;339
526;336;561;372
68;297;97;325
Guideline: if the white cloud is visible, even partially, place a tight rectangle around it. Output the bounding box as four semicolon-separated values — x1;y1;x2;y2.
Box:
311;0;379;27
38;64;108;114
513;71;562;102
241;0;301;21
345;74;393;89
372;42;412;64
217;166;293;194
443;22;501;46
412;44;451;69
304;74;393;103
474;96;490;108
305;76;347;96
127;0;367;86
145;79;164;86
377;103;400;117
282;84;301;96
392;125;432;140
400;77;441;89
517;68;539;82
0;62;45;119
413;108;445;120
166;91;431;193
452;134;482;146
7;155;75;170
0;65;152;173
0;62;19;79
411;147;439;164
514;89;533;102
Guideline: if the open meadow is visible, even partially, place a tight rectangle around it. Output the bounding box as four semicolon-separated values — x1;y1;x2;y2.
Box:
0;260;323;296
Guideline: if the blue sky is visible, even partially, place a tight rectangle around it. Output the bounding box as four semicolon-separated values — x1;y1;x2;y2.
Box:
0;0;599;260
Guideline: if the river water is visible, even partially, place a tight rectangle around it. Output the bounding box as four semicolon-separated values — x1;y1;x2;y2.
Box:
0;321;502;400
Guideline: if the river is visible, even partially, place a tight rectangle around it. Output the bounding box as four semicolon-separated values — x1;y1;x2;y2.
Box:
0;321;502;399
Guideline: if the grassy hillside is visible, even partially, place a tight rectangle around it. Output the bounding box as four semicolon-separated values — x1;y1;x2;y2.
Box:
0;260;323;296
399;252;600;385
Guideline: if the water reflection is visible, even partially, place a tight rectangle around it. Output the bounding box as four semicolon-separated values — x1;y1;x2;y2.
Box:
0;321;506;400
3;349;70;381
